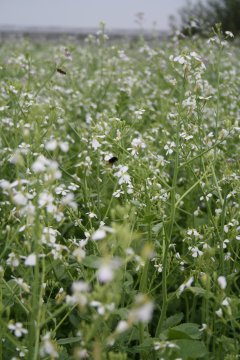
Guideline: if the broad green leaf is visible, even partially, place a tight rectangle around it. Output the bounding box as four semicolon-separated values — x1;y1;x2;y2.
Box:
82;255;101;269
162;313;184;330
128;337;153;353
174;339;208;359
168;323;201;340
187;286;214;298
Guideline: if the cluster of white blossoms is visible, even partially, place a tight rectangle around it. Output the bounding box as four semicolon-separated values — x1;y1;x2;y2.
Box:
0;26;239;359
164;141;176;155
41;227;68;260
40;332;58;359
170;51;206;75
66;281;90;308
91;225;115;241
108;294;154;345
96;257;121;283
128;294;154;324
45;137;69;153
113;164;133;197
128;136;146;156
32;155;62;181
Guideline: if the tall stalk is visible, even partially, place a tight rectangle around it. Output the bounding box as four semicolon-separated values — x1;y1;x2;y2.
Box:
155;69;186;336
27;210;43;360
155;113;181;337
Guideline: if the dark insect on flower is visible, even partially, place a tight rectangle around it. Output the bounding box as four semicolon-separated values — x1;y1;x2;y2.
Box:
56;68;67;75
108;156;118;165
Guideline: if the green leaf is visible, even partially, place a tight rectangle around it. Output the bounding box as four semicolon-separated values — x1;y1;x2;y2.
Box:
58;347;73;360
168;323;201;340
128;338;153;353
162;313;184;330
82;255;101;269
111;307;128;318
174;339;208;359
57;336;81;345
187;286;214;298
152;223;163;234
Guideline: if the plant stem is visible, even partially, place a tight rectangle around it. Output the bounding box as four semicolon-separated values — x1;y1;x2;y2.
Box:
156;112;180;337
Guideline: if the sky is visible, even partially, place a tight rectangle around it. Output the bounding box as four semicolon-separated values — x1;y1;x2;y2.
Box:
0;0;200;31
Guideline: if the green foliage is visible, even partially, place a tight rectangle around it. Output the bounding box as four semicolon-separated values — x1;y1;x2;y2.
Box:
177;0;240;36
0;27;240;359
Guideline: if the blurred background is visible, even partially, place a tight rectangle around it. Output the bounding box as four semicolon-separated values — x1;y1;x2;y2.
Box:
0;0;202;32
0;0;239;36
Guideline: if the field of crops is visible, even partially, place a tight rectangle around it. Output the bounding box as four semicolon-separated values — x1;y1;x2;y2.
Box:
0;28;240;359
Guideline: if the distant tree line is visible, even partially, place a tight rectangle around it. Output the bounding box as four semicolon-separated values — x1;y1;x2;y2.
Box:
176;0;240;36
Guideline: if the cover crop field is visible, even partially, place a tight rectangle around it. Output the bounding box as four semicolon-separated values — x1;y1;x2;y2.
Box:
0;28;240;359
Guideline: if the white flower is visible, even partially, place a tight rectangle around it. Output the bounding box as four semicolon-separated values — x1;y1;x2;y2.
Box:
40;333;58;358
14;278;30;293
86;212;97;219
188;246;203;258
224;225;229;233
90;301;105;315
134;301;154;323
66;281;90;307
0;179;11;190
38;191;56;213
97;263;114;283
164;141;176;155
215;208;222;215
199;323;207;331
182;97;196;111
115;320;129;333
129;137;146;155
8;322;28;337
61;193;77;210
9;85;18;94
173;55;187;64
45;139;58;151
222;297;231;306
0;105;9;111
187;229;202;238
41;227;59;245
13;192;28;206
72;281;90;293
92;138;101;150
154;263;163;273
9;150;24;165
215;308;223;317
92;229;106;241
129;295;154;323
178;277;194;295
225;31;234;38
73;247;86;261
6;252;20;267
75;348;89;358
114;165;131;185
112;189;124;198
134;108;145;118
217;276;227;290
32;155;47;172
155;341;168;351
31;156;61;179
206;193;212;202
97;259;121;283
24;253;37;266
59;141;69;152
